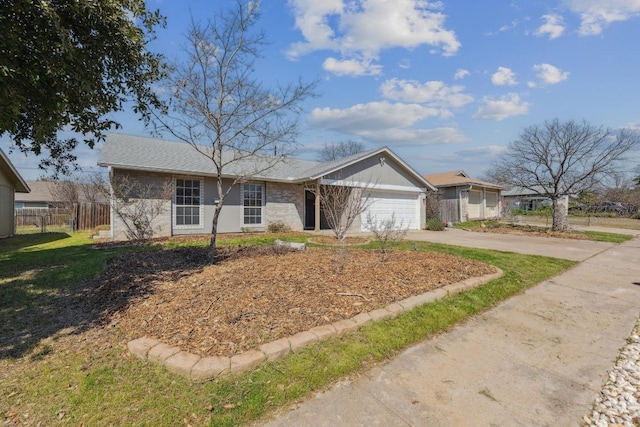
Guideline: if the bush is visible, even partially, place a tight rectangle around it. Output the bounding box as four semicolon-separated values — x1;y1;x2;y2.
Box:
267;221;291;233
425;218;445;231
631;212;640;220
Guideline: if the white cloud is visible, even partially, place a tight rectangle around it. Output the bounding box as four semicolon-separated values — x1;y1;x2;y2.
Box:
564;0;640;36
309;101;440;132
473;93;531;121
307;101;466;145
454;68;470;80
486;19;520;36
533;63;569;84
322;57;382;76
499;19;520;32
379;78;474;112
491;67;518;86
534;14;566;39
358;127;468;145
454;145;507;158
287;0;460;76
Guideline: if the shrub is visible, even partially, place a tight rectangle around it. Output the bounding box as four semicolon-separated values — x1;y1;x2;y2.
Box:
363;212;407;260
267;221;291;233
425;218;445;231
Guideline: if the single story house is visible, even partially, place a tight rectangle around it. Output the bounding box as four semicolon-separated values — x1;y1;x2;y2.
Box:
15;181;60;209
97;133;436;240
423;170;504;223
502;186;571;212
14;180;108;209
502;186;551;211
0;148;30;238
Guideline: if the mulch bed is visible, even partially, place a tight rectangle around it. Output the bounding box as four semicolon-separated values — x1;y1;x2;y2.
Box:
90;244;496;357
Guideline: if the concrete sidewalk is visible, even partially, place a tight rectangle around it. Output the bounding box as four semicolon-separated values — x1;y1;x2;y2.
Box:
261;236;640;426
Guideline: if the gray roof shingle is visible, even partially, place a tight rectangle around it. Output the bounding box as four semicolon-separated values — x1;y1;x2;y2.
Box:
98;133;321;182
98;133;434;190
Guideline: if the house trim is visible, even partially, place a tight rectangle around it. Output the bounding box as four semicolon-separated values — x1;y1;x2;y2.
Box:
321;179;425;194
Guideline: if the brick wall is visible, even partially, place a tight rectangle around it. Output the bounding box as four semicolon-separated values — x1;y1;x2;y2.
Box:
265;182;304;230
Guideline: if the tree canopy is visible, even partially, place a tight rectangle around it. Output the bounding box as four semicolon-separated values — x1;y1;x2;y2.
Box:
494;119;639;230
0;0;166;176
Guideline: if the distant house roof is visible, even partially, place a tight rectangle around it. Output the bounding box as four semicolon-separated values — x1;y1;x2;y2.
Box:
0;148;30;193
424;170;504;190
15;181;108;204
98;133;436;191
502;185;550;197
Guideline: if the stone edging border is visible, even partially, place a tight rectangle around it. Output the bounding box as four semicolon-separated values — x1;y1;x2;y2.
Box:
127;267;503;381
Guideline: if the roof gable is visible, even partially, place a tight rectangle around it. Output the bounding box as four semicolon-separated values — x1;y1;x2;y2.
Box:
424;170;504;190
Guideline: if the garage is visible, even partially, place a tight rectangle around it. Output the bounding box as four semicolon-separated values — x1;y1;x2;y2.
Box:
467;190;482;219
361;191;420;231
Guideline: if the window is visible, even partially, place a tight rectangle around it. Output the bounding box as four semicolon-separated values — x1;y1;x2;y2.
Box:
175;178;202;227
243;183;263;225
486;192;498;208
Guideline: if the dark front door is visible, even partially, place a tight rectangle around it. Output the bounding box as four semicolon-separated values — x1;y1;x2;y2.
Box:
304;190;315;229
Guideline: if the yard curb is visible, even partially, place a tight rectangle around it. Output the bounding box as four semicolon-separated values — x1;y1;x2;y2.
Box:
127;267;503;381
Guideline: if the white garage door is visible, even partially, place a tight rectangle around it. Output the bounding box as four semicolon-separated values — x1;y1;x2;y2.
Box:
468;190;482;219
361;192;420;231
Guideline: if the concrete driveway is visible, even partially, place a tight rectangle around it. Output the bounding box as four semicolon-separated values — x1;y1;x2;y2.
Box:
261;232;640;426
405;228;618;261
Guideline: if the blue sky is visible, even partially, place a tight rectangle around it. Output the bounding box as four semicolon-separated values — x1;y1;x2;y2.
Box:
3;0;640;181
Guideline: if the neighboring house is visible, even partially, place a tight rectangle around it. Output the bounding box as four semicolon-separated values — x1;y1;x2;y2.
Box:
423;170;504;223
502;186;552;211
14;180;108;209
97;133;436;240
0;148;30;238
14;181;57;209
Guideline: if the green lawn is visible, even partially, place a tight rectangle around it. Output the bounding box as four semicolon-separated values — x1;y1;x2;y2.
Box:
518;214;640;230
0;232;575;426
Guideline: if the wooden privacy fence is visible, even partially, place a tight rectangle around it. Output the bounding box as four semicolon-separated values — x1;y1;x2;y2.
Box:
437;199;459;224
74;203;110;230
15;203;110;231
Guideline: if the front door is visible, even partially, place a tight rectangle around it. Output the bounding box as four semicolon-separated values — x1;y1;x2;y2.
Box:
304;190;315;229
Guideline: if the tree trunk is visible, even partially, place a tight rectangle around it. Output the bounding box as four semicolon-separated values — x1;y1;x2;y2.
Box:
551;196;569;231
209;204;222;263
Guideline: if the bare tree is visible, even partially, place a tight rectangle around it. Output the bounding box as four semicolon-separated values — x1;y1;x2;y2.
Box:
78;172;110;204
148;1;317;260
318;140;365;162
49;179;80;210
317;183;371;240
363;212;407;260
108;175;173;241
493;119;639;231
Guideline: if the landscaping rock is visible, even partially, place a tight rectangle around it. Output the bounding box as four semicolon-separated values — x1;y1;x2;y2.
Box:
165;351;201;376
191;356;231;381
127;337;159;359
230;349;267;373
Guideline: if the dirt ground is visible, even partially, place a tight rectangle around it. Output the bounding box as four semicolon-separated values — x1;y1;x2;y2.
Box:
89;243;496;357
